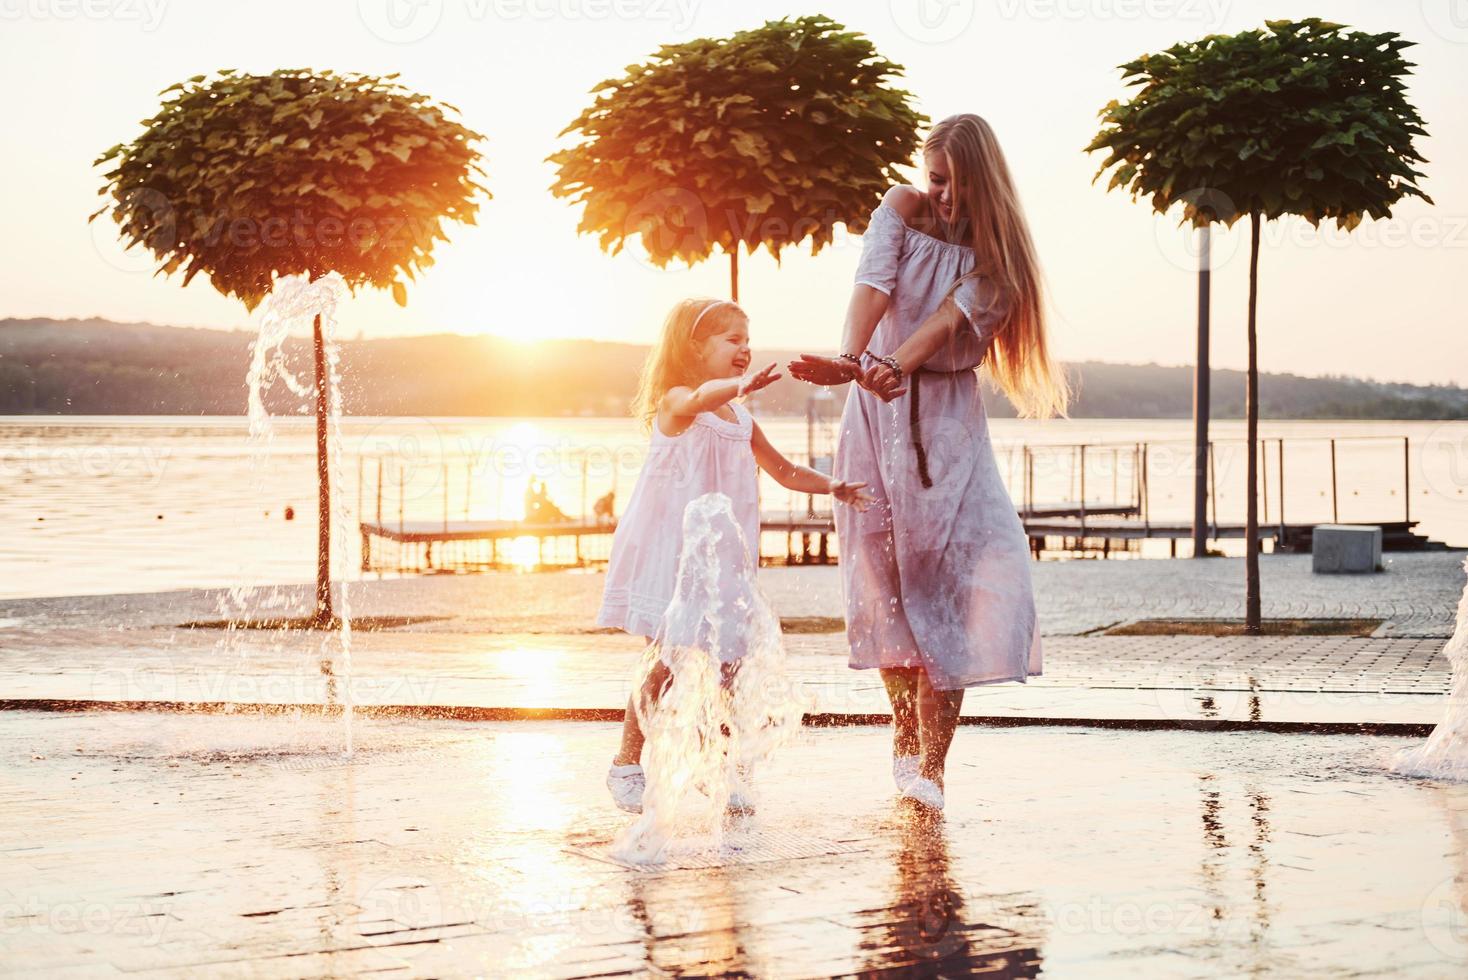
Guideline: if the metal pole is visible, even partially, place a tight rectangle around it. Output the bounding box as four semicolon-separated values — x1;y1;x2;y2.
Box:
1192;223;1212;558
1142;443;1151;530
1208;441;1218;541
1134;443;1141;513
375;458;382;527
1079;444;1088;535
1277;440;1286;538
1261;439;1269;525
1025;448;1034;518
1404;436;1411;523
1079;445;1087;514
1330;438;1339;523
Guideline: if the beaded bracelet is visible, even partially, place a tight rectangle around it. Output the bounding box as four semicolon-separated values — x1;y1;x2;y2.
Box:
865;352;904;381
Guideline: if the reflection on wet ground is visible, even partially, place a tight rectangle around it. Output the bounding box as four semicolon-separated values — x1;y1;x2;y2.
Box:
5;712;1467;976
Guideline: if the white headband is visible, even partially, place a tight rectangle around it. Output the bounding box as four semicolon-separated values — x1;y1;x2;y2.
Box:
691;299;734;334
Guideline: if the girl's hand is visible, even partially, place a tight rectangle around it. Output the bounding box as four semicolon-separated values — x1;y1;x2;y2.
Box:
737;362;782;397
787;354;859;387
861;362;907;402
829;479;874;511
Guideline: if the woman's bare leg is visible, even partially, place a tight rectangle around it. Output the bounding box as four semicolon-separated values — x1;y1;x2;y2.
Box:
613;656;671;766
916;669;965;789
880;667;921;757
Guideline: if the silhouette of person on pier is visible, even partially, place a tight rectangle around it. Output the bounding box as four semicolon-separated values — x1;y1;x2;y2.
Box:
523;479;570;524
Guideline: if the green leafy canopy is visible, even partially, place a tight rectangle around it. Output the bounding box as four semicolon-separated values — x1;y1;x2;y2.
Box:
92;68;488;311
547;14;927;267
1085;18;1432;229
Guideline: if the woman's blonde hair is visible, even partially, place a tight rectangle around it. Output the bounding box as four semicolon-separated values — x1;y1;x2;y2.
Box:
926;113;1069;419
631;297;749;429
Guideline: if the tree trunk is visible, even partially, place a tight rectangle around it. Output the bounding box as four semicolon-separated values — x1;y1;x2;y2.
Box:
1193;223;1211;559
729;248;739;302
1244;213;1262;633
313;310;332;626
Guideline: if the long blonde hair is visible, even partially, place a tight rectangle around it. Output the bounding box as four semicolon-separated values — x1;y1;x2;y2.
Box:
926;113;1069;419
631;297;749;429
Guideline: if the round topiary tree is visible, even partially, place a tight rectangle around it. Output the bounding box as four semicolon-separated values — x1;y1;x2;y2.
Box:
548;14;926;300
1086;19;1431;632
93;68;487;625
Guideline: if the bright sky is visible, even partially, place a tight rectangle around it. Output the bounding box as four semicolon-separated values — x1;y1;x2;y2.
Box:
2;0;1465;384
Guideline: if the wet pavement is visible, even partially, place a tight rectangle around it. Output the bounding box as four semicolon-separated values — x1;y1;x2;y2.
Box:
5;711;1468;977
4;552;1466;974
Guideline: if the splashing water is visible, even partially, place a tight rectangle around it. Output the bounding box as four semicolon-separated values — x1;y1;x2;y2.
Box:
216;273;356;755
613;493;806;865
1394;556;1468;780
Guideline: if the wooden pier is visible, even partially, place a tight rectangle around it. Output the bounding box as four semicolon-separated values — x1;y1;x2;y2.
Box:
357;432;1441;573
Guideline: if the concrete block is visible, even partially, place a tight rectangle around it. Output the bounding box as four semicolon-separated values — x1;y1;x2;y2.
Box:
1312;524;1382;574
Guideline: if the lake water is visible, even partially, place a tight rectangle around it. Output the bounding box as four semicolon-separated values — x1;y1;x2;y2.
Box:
1;415;1463;600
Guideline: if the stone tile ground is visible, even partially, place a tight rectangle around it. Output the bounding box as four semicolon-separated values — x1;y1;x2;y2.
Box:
2;551;1462;638
5;713;1468;977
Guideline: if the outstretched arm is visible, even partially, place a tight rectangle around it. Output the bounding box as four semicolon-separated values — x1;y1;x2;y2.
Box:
659;364;780;435
751;422;872;509
862;298;968;401
787;286;888;387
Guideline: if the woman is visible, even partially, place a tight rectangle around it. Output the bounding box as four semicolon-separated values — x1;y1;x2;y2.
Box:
790;113;1068;812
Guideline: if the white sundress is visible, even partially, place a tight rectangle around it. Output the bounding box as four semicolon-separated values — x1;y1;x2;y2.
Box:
834;201;1043;691
596;403;761;651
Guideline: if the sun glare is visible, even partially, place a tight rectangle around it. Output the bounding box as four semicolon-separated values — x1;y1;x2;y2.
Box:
508;534;541;571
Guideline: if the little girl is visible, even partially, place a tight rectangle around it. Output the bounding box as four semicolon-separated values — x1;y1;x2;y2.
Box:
597;296;871;814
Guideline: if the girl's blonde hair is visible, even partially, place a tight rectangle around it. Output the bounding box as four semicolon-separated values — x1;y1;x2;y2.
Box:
926;113;1070;419
631;297;749;429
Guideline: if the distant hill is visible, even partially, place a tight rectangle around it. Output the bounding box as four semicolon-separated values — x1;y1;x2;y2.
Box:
2;317;1466;419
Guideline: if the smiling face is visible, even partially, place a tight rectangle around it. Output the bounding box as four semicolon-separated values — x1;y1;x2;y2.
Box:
924;148;959;228
697;316;752;379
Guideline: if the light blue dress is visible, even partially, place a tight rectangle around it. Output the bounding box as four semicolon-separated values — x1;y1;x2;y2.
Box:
833;202;1043;691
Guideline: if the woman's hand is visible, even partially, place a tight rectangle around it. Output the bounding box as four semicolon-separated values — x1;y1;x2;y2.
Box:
829;479;874;511
737;362;782;397
861;361;908;402
787;354;860;387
